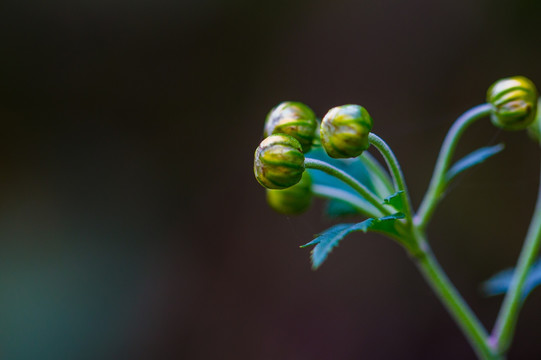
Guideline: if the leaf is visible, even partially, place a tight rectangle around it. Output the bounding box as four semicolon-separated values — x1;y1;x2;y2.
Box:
446;144;505;183
369;212;405;235
368;213;406;240
482;258;541;300
311;183;380;218
383;191;405;213
306;148;377;194
307;148;383;217
325;199;360;218
302;220;375;269
301;213;404;269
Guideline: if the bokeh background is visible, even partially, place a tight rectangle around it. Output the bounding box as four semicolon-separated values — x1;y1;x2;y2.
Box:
1;0;541;359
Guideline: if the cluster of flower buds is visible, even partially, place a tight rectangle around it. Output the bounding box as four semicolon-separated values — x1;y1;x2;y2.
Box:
254;101;374;214
487;76;538;131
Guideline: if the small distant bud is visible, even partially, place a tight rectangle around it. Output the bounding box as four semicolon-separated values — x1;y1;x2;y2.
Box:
254;134;305;189
266;171;312;214
264;101;317;152
487;76;538;131
320;104;373;158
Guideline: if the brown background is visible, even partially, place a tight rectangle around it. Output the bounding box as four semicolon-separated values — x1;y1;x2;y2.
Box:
1;0;541;359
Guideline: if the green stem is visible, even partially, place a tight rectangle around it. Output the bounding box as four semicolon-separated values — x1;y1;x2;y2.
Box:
311;184;381;218
305;158;391;216
415;104;491;230
414;237;502;360
368;133;414;219
490;155;541;354
359;152;395;196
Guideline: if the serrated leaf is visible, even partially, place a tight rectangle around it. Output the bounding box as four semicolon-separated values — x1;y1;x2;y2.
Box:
383;191;405;212
301;220;374;269
302;213;405;269
446;144;505;183
482;258;541;300
325;199;360;217
369;212;406;237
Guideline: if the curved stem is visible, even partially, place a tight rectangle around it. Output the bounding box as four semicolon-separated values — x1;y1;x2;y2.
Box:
490;154;541;354
368;133;414;219
415;104;492;230
305;158;391;216
414;240;501;360
311;184;380;218
359;152;394;196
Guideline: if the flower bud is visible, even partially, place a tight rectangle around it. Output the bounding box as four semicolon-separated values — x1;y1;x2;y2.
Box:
266;171;312;214
264;101;317;152
320;104;373;158
254;134;305;189
487;76;538;131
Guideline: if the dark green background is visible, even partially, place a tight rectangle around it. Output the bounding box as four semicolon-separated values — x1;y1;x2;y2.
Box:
1;0;541;359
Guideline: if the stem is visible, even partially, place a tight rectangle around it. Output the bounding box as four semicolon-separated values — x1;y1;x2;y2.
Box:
359;152;394;196
311;184;381;218
490;155;541;354
415;104;492;230
368;133;414;219
305;158;391;216
414;238;501;360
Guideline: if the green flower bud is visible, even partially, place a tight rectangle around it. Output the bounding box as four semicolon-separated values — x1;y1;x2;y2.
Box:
264;101;317;152
254;134;305;189
487;76;538;131
266;171;312;214
320;104;373;158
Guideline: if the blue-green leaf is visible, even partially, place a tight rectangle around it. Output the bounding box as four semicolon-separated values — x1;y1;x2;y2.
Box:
301;213;405;269
311;184;375;217
307;148;384;217
306;147;375;192
383;191;405;213
369;212;405;235
446;144;505;183
301;220;374;269
325;199;360;217
482;258;541;300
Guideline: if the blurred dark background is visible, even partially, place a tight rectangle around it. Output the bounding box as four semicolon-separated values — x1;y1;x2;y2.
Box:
1;0;541;359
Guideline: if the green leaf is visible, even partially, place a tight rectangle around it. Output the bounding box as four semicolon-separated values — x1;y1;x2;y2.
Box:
300;223;356;249
482;258;541;300
370;212;406;239
301;220;374;269
445;144;505;183
383;191;405;212
306;148;376;194
369;212;405;235
311;184;377;217
325;199;360;217
301;213;405;269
